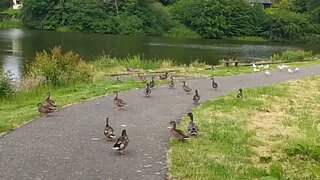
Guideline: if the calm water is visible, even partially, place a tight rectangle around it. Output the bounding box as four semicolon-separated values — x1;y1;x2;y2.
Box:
1;28;319;80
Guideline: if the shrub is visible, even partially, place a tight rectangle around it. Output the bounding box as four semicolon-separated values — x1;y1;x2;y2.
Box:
0;71;14;98
25;47;94;87
271;50;313;62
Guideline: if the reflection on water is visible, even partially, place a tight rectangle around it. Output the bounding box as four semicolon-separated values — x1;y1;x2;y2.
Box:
1;28;320;81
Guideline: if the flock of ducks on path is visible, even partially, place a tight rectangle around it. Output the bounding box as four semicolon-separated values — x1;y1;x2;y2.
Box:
37;71;245;155
252;63;300;76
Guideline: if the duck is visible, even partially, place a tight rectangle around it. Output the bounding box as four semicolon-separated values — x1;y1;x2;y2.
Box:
187;112;198;136
193;90;200;104
37;103;54;115
114;91;127;110
263;64;270;69
182;81;192;93
159;71;168;80
288;68;294;74
104;117;116;141
252;63;257;68
265;70;272;76
145;83;152;97
116;77;122;83
236;88;243;99
211;78;218;90
253;67;260;72
113;129;129;155
294;67;300;72
150;76;155;88
169;121;189;141
169;77;175;89
138;73;147;83
43;92;57;110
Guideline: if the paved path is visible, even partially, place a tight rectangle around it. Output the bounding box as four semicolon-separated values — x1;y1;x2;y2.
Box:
1;65;320;180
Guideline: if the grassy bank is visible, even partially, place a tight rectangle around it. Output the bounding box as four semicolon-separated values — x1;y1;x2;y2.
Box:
169;75;320;179
0;19;21;29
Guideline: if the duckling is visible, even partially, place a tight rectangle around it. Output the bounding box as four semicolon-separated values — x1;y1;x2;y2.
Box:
193;90;200;104
37;103;54;115
43;92;57;110
169;77;175;89
116;77;123;83
159;71;168;80
236;88;243;99
187;112;198;136
211;78;218;90
182;81;192;93
169;121;189;141
145;83;152;97
114;91;127;110
104;117;116;141
113;129;129;155
150;76;155;89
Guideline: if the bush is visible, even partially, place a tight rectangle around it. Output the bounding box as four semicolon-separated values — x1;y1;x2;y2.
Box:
0;71;14;98
25;47;94;87
271;50;313;62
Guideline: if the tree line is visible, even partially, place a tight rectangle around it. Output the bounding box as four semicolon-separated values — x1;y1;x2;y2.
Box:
10;0;320;41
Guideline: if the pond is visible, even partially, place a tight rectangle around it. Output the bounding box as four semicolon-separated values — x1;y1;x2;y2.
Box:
1;28;319;80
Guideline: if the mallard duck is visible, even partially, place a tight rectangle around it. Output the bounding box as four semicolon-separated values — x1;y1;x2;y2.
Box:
193;90;200;104
187;112;198;136
169;121;189;141
113;129;129;155
145;82;152;97
104;117;116;141
150;76;155;88
182;81;192;93
37;103;54;115
159;71;168;80
211;78;218;90
138;73;147;83
43;92;57;110
236;88;243;99
116;77;123;83
169;77;175;89
114;91;127;110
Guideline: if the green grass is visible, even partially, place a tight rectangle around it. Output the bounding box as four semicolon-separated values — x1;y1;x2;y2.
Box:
0;19;21;29
229;36;268;42
169;76;320;179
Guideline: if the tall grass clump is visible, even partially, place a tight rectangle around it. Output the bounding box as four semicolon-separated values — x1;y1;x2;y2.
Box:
0;71;14;99
271;50;314;62
25;47;93;87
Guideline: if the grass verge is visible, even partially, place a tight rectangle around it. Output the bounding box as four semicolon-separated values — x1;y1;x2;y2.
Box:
169;75;320;179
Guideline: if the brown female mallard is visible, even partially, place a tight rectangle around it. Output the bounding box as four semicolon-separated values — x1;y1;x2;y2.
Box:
159;71;168;80
169;77;175;89
104;117;116;141
182;81;192;93
114;91;127;110
211;78;218;90
169;121;189;141
37;103;54;115
236;88;243;99
43;92;57;110
113;129;129;155
138;73;147;83
145;83;151;97
193;90;200;104
150;76;155;88
187;112;198;136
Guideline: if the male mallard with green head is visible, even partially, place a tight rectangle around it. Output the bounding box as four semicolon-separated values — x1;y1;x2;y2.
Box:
182;81;192;93
114;91;127;110
113;129;129;155
169;121;189;141
193;90;200;104
104;117;116;141
187;112;198;136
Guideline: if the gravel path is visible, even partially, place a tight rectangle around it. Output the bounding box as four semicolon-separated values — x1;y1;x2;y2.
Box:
1;65;320;180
